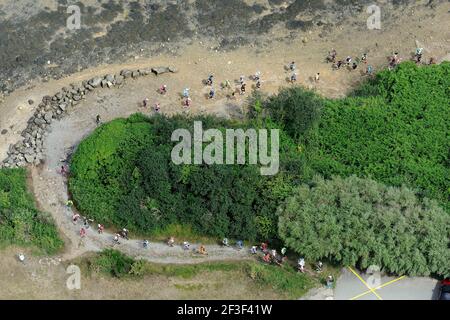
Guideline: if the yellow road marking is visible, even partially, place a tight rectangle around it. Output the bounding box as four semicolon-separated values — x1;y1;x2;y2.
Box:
350;275;406;300
348;267;383;300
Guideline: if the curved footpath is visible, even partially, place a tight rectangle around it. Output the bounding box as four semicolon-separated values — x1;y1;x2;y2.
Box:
3;65;254;264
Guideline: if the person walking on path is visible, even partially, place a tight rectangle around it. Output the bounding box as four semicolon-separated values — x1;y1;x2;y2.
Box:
183;87;190;98
209;88;215;99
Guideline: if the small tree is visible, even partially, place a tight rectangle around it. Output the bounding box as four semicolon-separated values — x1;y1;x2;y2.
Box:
278;175;450;277
263;87;323;141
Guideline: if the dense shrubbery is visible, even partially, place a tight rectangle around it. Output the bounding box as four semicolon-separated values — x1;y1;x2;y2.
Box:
70;62;449;276
305;62;450;210
249;87;324;141
69;114;301;240
278;175;450;277
0;168;63;254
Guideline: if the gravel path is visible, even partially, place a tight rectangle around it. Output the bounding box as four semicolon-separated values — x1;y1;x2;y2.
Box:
28;69;255;264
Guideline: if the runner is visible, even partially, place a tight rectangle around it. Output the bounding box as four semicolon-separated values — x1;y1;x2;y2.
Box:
250;246;257;254
83;216;93;229
184;97;192;107
298;257;305;273
121;228;129;240
72;213;80;224
361;53;368;64
198;245;208;255
260;242;268;253
290;72;297;83
209;88;215;99
206;74;214;86
289;61;296;71
113;234;120;245
18;253;25;264
326;275;334;289
183;241;190;251
346;56;352;65
222;238;229;247
159;84;167;94
167;236;175;247
79;227;86;238
143;97;149;107
154;102;161;112
316;261;323;272
143;239;149;249
222;79;231;89
97;224;104;234
95;114;101;126
236;240;243;250
66;199;74;208
315;72;320;82
271;249;277;258
183;87;190;98
240;83;246;95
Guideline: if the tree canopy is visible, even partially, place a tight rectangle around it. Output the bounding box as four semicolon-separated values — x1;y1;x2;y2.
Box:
278;175;450;277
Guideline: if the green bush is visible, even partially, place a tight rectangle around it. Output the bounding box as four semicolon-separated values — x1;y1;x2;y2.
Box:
278;175;450;277
90;249;135;278
0;168;63;254
69;114;300;241
305;62;450;210
253;87;324;141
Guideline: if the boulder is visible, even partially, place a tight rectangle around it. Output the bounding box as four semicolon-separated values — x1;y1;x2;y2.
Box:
44;113;53;123
34;118;46;126
115;75;124;85
151;66;171;75
89;77;102;88
105;74;115;83
24;154;34;163
120;70;132;78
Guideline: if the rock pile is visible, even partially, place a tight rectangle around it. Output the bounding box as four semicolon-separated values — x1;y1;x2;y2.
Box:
1;66;174;168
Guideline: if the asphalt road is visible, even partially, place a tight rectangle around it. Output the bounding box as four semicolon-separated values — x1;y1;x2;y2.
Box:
334;268;440;300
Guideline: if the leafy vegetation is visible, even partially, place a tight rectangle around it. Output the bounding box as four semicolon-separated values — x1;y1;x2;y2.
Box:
0;168;63;254
69;62;449;276
278;175;450;277
69;114;300;241
305;62;450;211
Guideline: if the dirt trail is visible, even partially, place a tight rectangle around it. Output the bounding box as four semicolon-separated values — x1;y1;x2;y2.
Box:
0;2;449;264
